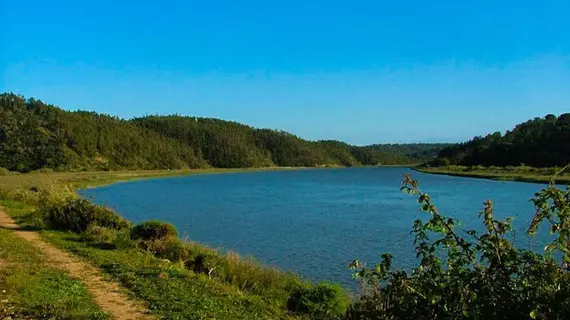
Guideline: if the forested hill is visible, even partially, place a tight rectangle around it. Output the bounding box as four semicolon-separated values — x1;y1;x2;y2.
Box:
0;93;445;172
432;114;570;167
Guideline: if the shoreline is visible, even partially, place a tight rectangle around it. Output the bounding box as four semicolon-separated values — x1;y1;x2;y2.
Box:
77;165;415;190
0;166;358;318
413;167;569;185
77;167;306;190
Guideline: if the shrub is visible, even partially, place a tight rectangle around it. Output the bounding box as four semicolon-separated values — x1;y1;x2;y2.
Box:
113;230;137;250
154;238;190;262
20;209;47;230
131;220;178;241
287;282;349;318
43;198;130;233
82;224;118;247
0;167;10;175
350;174;570;320
184;250;221;277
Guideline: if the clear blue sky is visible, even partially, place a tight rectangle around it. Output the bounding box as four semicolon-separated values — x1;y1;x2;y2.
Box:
1;0;569;145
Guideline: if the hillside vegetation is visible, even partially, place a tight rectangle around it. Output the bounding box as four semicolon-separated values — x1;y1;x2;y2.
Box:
432;114;570;167
0;93;444;172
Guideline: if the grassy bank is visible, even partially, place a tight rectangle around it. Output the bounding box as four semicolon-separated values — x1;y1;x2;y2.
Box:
0;167;304;190
414;165;570;184
0;169;350;319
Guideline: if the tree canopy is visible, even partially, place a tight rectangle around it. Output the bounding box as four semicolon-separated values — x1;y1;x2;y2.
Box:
0;93;446;172
432;114;570;167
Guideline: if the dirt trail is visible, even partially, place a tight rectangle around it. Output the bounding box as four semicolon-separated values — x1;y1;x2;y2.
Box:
0;208;155;320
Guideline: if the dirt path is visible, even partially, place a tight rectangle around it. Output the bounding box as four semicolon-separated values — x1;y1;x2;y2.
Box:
0;208;155;320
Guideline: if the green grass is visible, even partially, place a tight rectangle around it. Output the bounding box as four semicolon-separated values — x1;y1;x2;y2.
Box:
40;230;303;320
0;203;108;319
415;165;570;184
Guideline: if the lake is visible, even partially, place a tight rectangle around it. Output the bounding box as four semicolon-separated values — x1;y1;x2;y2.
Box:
86;167;551;288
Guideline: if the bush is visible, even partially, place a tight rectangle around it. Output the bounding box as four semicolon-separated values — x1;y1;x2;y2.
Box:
131;220;178;241
350;174;570;320
20;209;48;230
82;224;118;247
43;198;130;233
113;230;137;250
154;238;190;262
287;282;349;318
0;167;10;175
184;250;221;277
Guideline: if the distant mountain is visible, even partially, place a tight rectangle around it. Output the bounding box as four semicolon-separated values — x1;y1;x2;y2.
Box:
0;93;446;172
431;114;570;167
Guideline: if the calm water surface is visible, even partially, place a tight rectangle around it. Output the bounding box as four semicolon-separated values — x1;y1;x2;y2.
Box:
87;168;551;287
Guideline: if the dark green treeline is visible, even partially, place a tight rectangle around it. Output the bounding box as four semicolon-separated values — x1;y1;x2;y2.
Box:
432;114;570;167
0;93;445;172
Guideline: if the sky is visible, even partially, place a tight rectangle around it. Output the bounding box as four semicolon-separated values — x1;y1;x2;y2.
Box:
1;0;569;145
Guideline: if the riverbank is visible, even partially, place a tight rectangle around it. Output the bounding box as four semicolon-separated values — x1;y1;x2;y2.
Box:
0;168;350;319
414;165;570;184
0;167;307;191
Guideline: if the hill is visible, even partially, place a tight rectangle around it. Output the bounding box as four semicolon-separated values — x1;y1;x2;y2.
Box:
0;93;446;172
431;114;570;167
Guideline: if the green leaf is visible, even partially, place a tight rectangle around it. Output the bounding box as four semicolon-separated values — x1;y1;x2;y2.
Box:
530;309;538;319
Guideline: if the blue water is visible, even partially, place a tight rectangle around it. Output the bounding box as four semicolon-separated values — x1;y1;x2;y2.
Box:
86;167;553;287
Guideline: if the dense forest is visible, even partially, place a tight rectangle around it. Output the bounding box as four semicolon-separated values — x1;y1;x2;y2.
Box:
0;93;445;172
432;114;570;167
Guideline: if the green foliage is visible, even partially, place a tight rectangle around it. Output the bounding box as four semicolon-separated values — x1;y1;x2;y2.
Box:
220;251;300;294
0;93;445;171
350;174;570;319
153;238;191;262
0;93;205;172
82;224;119;248
43;198;130;232
367;144;451;165
433;114;570;167
131;220;178;241
185;250;222;276
113;229;138;250
288;282;350;319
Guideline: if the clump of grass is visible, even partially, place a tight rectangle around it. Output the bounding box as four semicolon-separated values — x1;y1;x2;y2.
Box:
131;220;178;241
82;224;119;248
113;229;138;250
153;238;190;262
222;250;300;294
288;282;350;319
